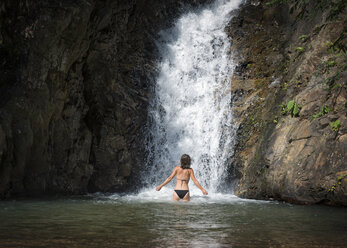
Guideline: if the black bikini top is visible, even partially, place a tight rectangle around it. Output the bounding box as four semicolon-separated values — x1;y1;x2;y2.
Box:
177;178;189;182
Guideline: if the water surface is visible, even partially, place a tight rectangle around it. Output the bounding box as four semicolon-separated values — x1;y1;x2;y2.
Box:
1;190;346;247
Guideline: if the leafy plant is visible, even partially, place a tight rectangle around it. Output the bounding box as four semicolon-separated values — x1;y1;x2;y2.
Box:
281;100;301;117
280;102;287;115
330;119;341;131
328;174;346;192
287;100;301;117
311;105;331;120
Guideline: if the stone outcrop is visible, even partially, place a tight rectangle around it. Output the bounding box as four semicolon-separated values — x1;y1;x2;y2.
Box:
0;0;210;198
229;0;347;205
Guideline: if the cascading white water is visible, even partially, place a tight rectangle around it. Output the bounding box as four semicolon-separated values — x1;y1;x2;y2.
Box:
144;0;242;195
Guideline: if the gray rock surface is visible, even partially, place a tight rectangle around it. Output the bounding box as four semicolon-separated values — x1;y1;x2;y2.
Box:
229;0;347;206
0;0;210;198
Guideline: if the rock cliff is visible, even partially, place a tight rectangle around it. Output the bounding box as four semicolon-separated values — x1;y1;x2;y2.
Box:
0;0;209;198
229;0;346;205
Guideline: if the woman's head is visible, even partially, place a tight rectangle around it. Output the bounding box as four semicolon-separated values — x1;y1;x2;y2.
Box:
180;154;191;169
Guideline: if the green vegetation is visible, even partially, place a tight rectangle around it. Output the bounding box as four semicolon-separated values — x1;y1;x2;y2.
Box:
249;116;258;126
311;105;331;120
324;32;347;55
295;46;305;54
282;82;288;90
295;79;302;88
324;74;343;92
281;100;301;117
325;59;336;68
325;41;337;53
332;82;343;90
280;102;287;115
317;53;345;76
273;116;279;124
299;34;308;42
330;119;341;131
328;174;346;192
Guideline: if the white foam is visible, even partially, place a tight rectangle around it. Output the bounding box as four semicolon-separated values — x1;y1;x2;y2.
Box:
89;189;271;206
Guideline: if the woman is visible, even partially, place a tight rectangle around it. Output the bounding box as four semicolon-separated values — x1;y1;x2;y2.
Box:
155;154;208;201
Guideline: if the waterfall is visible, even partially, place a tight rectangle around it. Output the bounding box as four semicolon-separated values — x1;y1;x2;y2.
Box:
144;0;242;194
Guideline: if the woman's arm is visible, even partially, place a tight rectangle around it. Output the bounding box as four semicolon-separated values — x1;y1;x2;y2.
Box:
190;169;208;195
156;167;178;191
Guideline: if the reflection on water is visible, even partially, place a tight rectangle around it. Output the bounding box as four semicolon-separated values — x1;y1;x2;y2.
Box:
0;192;346;247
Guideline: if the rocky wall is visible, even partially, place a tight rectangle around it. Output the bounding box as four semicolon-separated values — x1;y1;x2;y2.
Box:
0;0;210;198
229;0;347;206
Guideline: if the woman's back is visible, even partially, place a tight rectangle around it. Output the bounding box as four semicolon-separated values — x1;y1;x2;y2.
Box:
155;154;208;201
176;167;190;181
175;167;190;190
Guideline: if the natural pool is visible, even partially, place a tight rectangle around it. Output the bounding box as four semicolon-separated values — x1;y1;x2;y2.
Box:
0;189;346;247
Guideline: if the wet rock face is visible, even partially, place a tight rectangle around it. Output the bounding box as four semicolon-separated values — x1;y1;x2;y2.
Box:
0;0;210;198
229;1;347;206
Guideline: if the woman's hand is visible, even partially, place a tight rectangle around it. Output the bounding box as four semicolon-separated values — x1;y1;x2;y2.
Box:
202;189;208;195
156;186;162;191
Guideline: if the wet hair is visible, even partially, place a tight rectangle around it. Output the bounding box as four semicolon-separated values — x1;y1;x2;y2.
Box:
180;154;191;169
